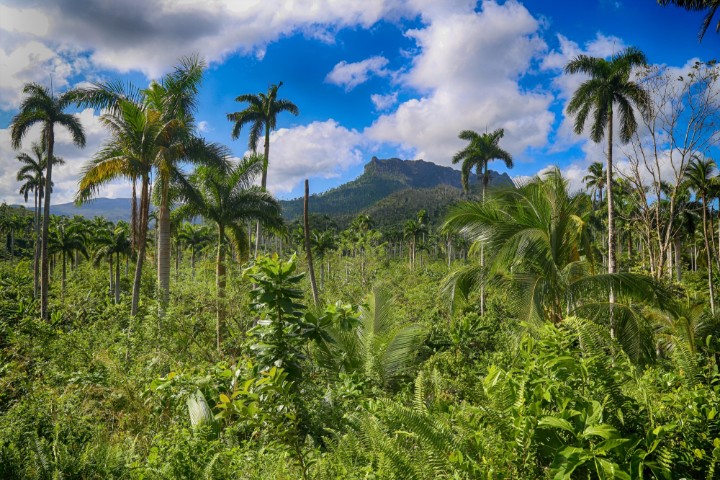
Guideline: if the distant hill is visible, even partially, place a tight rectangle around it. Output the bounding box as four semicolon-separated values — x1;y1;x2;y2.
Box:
42;157;514;227
280;157;513;228
50;198;138;222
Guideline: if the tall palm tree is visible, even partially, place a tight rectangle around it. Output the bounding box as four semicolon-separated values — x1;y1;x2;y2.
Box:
452;128;513;197
444;168;673;365
176;222;212;278
403;219;426;269
565;47;650;277
76;56;226;314
686;157;717;314
227;82;298;255
658;0;720;40
311;229;337;289
10;83;86;319
452;128;513;316
49;217;89;300
174;154;283;351
93;224;131;304
582;161;607;205
16;142;64;297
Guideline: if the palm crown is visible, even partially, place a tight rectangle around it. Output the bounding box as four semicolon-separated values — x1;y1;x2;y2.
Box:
452;128;513;194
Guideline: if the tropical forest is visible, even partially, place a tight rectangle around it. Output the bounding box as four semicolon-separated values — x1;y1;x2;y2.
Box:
1;1;720;479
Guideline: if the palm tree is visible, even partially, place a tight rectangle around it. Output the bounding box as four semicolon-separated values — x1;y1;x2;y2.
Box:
49;218;89;300
76;56;226;314
444;168;673;365
565;47;650;277
176;222;212;278
16;142;64;297
10;83;86;319
311;229;337;289
174;154;283;351
583;162;607;206
452;128;513;197
403;220;426;269
658;0;720;40
227;82;299;255
452;128;513;316
686;157;717;314
93;224;131;304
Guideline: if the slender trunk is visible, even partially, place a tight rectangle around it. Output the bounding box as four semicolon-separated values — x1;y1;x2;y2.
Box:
480;163;488;316
216;224;226;352
109;256;114;298
157;191;171;313
701;195;715;314
175;240;180;280
131;178;149;317
607;111;616;336
60;251;66;301
40;126;54;320
191;246;196;279
674;236;682;282
304;179;319;306
115;252;121;304
33;188;40;298
131;178;137;254
254;133;271;257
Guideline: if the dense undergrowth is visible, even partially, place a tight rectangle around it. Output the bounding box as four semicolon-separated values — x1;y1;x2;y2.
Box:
1;246;719;479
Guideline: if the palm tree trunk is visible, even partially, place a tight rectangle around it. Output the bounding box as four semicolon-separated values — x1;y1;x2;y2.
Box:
480;163;489;317
701;195;716;314
131;178;149;317
131;178;137;254
674;236;682;282
115;252;121;304
40;127;54;320
33;188;40;298
607;112;616;336
157;195;171;313
216;224;226;352
109;257;114;298
304;179;319;306
61;251;66;301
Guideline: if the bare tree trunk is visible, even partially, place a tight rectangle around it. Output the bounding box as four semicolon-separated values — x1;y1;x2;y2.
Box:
157;197;171;314
109;257;114;298
702;195;716;314
131;178;137;254
61;251;66;302
674;236;682;282
216;224;226;352
304;179;319;307
131;178;149;317
40;126;54;320
33;188;40;298
607;112;616;336
115;252;121;303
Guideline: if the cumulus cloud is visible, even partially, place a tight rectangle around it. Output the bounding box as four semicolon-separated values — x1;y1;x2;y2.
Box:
0;108;111;205
264;120;367;194
326;56;390;91
371;92;398;111
365;0;554;167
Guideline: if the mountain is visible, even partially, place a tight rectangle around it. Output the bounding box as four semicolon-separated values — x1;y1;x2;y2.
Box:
280;157;513;227
49;198;138;222
41;158;514;227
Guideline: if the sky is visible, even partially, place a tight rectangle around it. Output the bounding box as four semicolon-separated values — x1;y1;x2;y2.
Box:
1;0;719;205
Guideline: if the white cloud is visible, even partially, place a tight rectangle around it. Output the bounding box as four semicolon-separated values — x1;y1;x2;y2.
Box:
326;56;390;91
197;121;210;133
371;92;398;111
365;0;554;167
0;108;111;205
264;120;367;194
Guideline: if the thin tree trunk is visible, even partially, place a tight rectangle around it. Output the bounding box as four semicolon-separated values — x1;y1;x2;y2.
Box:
109;256;114;298
61;251;66;302
131;178;149;317
131;178;137;254
33;188;40;298
701;195;715;314
157;195;171;313
304;179;319;307
216;224;226;352
674;236;682;282
40;126;54;320
480;163;488;317
607;112;616;336
115;252;121;304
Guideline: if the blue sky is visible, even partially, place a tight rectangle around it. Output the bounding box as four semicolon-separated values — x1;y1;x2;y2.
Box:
1;0;719;204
